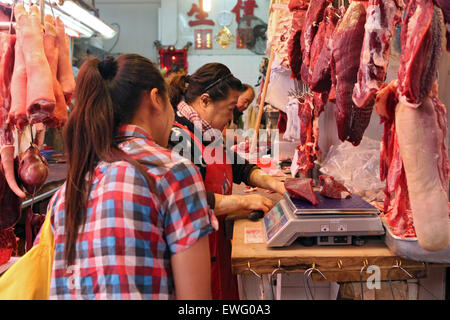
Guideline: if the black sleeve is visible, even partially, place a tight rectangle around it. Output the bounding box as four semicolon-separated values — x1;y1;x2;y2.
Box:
206;191;215;209
226;148;261;186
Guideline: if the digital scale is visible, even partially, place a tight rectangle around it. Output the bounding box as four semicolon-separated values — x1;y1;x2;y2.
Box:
263;192;385;247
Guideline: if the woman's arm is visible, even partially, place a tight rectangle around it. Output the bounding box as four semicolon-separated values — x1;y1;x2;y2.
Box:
171;236;212;300
248;169;287;194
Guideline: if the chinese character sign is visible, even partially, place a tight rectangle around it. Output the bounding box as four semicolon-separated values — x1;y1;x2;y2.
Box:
232;0;258;26
187;1;215;27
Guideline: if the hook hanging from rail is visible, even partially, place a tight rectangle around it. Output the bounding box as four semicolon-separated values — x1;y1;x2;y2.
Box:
270;260;286;300
240;262;266;300
304;263;327;300
359;259;369;300
388;260;413;300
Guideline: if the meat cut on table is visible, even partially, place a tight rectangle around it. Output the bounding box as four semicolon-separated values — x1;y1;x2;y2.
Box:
285;177;318;205
319;174;351;199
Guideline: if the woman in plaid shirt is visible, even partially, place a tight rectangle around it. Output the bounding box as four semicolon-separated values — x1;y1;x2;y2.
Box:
43;54;217;299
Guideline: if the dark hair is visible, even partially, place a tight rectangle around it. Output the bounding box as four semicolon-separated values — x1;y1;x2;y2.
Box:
63;54;167;266
241;83;254;94
168;63;243;108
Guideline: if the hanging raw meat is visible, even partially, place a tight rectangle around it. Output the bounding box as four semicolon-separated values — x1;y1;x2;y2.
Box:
319;174;352;199
44;15;67;128
397;0;440;106
300;0;331;84
433;0;450;51
285;177;318;205
0;161;22;230
0;32;15;145
0;31;25;199
14;4;55;124
294;91;325;175
55;17;75;106
0;227;17;265
289;0;309;12
379;4;449;251
288;7;308;80
331;1;367;144
309;6;340;92
376;81;415;238
9;17;28;131
396;92;449;251
352;0;405;109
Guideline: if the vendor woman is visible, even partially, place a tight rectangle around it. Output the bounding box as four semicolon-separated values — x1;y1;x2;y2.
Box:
168;63;286;300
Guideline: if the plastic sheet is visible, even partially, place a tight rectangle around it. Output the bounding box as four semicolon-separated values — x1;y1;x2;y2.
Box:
319;136;385;200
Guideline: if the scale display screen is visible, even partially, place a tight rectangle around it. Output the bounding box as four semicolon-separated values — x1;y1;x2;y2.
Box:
264;203;289;241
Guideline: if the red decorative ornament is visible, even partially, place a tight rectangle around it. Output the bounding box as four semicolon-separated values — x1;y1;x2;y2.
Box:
154;41;192;77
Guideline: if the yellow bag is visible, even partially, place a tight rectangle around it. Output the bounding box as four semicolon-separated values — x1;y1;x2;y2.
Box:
0;208;54;300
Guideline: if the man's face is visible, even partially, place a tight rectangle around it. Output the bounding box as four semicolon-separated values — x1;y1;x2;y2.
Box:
236;88;255;112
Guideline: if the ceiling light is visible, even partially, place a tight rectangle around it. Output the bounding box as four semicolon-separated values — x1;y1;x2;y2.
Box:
56;0;117;39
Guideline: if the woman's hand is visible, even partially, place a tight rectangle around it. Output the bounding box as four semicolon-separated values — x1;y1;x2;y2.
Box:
249;169;287;195
213;193;274;216
235;194;274;215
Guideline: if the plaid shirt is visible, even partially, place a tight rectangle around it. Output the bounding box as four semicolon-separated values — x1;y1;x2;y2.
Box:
40;125;218;300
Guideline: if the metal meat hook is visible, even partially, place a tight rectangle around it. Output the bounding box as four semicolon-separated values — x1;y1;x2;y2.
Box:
270;260;286;300
304;263;327;300
387;260;413;300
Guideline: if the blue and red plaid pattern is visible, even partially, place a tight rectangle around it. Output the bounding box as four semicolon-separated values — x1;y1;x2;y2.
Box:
39;124;218;300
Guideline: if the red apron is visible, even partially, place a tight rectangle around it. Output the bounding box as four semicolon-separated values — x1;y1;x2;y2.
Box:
173;122;239;300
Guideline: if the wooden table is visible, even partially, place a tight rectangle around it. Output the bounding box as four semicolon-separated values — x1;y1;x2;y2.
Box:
230;183;428;282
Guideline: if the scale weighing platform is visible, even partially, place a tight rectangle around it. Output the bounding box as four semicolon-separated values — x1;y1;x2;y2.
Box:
263;192;385;247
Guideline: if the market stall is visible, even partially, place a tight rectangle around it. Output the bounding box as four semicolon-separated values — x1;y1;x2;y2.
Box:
230;0;450;300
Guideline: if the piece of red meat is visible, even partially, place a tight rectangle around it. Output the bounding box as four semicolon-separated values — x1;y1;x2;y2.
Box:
277;111;287;134
331;1;367;143
309;6;340;93
0;164;21;230
433;0;450;52
319;174;352;199
397;0;441;105
288;0;309;12
296;94;322;174
8;29;28;131
0;32;15;146
352;0;405;109
288;10;306;80
15;4;55;124
300;0;331;84
0;227;17;265
43;15;68;129
285;177;318;205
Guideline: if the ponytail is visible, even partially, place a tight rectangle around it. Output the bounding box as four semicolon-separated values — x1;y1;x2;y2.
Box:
167;73;189;109
63;58;115;266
